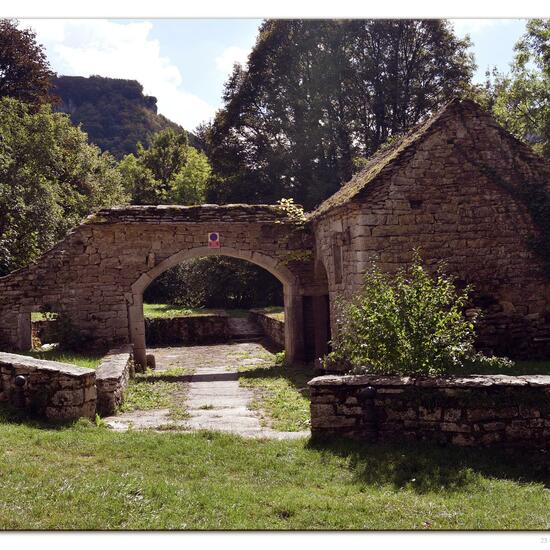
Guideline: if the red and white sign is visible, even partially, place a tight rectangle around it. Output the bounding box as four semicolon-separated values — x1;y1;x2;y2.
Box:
208;232;220;248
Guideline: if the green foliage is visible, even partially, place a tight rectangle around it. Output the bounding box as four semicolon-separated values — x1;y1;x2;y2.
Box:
22;349;102;370
0;97;128;276
492;19;550;160
202;19;474;210
276;198;306;225
118;128;211;205
0;19;55;106
144;257;283;310
326;255;512;376
470;19;550;160
53;75;199;158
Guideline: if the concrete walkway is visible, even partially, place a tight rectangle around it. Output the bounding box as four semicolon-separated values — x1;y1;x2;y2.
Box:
104;342;309;440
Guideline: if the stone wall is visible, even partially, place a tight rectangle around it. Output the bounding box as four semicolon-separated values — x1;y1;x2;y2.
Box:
144;314;229;346
95;345;134;416
309;373;550;449
0;352;96;421
0;205;319;365
249;310;285;348
311;100;550;358
32;319;59;345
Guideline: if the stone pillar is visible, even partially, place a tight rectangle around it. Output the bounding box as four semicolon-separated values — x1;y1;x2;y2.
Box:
16;312;32;351
128;295;147;371
312;294;330;360
284;288;305;363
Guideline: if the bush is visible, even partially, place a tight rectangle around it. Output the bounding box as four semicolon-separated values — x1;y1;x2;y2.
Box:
325;255;512;376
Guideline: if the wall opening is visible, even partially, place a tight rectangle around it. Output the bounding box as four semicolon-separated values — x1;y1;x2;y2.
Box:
129;246;305;368
140;255;284;349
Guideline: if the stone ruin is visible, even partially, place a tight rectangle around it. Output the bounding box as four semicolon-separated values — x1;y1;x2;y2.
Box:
1;98;550;368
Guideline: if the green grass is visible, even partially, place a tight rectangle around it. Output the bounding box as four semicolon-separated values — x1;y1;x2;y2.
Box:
143;304;220;319
119;368;191;421
0;410;547;530
143;304;281;320
22;349;102;370
471;360;550;376
238;358;311;432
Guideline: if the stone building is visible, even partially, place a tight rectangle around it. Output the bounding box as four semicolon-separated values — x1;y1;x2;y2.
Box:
310;98;550;359
1;98;549;364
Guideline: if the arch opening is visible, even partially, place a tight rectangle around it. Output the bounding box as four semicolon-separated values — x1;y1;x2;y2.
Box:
128;247;305;368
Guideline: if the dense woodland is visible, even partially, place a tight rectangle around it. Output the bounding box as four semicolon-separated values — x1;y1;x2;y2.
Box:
0;18;548;308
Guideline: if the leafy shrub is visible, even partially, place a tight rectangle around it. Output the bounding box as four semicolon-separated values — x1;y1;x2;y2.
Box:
325;255;512;376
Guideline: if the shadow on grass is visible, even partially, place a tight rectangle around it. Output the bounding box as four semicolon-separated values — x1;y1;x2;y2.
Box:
0;404;98;431
306;437;550;493
237;360;314;396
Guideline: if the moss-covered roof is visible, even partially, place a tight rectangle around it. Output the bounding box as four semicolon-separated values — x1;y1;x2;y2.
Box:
308;98;470;220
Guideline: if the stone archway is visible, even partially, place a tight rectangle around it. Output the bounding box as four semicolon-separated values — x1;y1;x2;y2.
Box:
128;246;304;367
0;205;318;367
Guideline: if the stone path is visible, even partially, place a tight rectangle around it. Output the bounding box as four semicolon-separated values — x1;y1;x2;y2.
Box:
104;342;309;440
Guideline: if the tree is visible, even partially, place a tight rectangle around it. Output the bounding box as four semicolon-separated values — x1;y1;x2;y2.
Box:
118;128;211;205
0;97;128;276
202;19;474;210
491;19;550;159
0;19;55;105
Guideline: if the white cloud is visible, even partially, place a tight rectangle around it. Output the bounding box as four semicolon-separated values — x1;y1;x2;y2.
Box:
23;19;215;131
216;45;249;75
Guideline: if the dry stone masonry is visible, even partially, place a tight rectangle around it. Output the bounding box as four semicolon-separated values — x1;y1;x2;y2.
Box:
95;345;134;416
0;346;133;421
248;310;285;349
310;99;550;359
1;98;550;370
309;373;550;449
144;313;230;346
0;352;97;421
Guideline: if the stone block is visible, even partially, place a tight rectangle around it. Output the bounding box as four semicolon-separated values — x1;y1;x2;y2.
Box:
311;416;356;429
311;403;335;416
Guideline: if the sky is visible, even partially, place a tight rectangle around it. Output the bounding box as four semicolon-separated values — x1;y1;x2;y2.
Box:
22;18;529;133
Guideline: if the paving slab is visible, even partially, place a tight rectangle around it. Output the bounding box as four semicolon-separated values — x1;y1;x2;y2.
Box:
104;341;310;440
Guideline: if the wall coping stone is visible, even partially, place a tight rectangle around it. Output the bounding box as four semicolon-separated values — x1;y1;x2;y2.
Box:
86;204;304;225
96;345;134;382
308;373;550;388
0;352;94;377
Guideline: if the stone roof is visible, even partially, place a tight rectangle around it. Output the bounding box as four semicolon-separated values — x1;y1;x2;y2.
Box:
308;98;497;220
87;204;297;225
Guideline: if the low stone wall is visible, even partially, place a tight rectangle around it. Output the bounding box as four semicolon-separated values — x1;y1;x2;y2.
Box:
249;310;284;348
32;319;59;345
145;314;229;346
0;352;96;421
309;374;550;449
95;345;134;416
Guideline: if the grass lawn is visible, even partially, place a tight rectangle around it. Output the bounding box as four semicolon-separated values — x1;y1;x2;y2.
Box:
236;352;311;432
119;367;192;420
0;410;547;530
143;303;275;319
474;360;550;376
143;303;220;319
21;349;103;370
